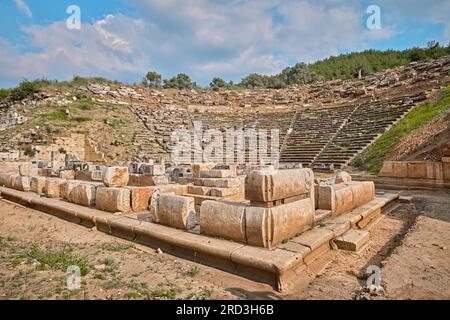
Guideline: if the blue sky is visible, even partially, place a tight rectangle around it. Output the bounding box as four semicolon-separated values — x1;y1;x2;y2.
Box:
0;0;449;88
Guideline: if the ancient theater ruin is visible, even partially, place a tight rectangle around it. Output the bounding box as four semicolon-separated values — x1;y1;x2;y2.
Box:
1;55;449;294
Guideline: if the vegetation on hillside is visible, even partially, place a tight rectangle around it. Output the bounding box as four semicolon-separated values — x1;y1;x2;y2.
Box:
238;41;450;89
351;85;450;174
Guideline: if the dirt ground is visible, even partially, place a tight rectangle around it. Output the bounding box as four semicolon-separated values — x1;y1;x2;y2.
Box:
0;189;449;300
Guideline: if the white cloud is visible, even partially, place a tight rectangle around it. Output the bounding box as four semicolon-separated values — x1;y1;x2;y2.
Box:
14;0;32;18
1;0;424;87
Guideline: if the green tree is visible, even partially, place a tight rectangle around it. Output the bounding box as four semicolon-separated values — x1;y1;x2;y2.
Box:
144;71;162;88
210;77;229;90
163;73;196;89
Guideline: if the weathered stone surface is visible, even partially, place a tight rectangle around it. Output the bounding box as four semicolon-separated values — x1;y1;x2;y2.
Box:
127;186;154;212
44;178;66;198
0;173;12;187
102;167;130;187
19;163;37;177
245;168;313;202
441;157;450;163
158;193;196;230
11;175;30;191
317;181;375;215
335;229;369;252
75;171;93;182
59;170;75;180
68;184;97;207
349;181;375;209
408;162;443;180
379;161;408;178
200;169;235;178
336;171;352;184
188;185;239;197
246;198;314;248
60;181;78;200
194;177;240;188
192;163;216;178
200;200;247;242
96;187;131;213
292;228;334;251
30;177;47;194
128;174;169;186
139;164;165;176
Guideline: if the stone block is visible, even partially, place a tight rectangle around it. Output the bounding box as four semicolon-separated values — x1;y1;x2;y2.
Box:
158;194;196;230
30;177;47;194
75;171;93;181
102;167;129;187
292;228;334;251
441;157;450;163
246;198;314;248
334;229;369;252
336;171;352;184
19;163;38;177
59;170;75;180
194;177;241;188
379;161;408;178
96;187;131;213
140;164;165;176
443;162;450;181
44;178;66;198
349;181;375;209
128;174;169;186
192;163;216;178
200;200;247;242
200;169;235;178
245;168;313;202
127;186;155;212
0;173;12;187
11;175;30;191
68;184;97;207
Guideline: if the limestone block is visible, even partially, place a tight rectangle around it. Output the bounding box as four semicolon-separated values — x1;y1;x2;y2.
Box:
444;162;450;182
200;169;235;178
442;157;450;163
0;173;12;187
317;185;334;211
127;186;154;212
91;170;103;181
30;177;47;194
96;187;131;213
194;177;241;188
245;168;314;202
192;163;216;178
59;170;75;180
336;171;352;184
140;164;165;176
128;174;169;186
45;178;66;198
75;171;93;182
12;175;30;191
102;167;129;187
335;229;369;252
348;181;375;209
19;163;38;177
246;198;314;248
61;181;78;199
200;200;247;242
68;184;97;207
158;193;196;230
379;161;407;178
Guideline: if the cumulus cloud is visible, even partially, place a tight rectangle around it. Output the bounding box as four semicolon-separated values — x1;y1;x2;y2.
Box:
4;0;442;87
14;0;32;18
0;14;150;86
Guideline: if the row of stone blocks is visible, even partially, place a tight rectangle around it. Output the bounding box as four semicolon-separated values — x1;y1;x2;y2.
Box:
200;168;316;249
0;167;158;213
379;160;450;181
